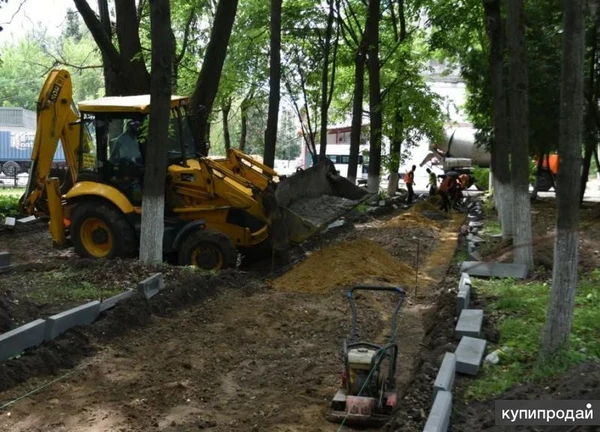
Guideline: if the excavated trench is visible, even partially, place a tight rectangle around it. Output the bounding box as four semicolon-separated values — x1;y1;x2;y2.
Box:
0;199;464;432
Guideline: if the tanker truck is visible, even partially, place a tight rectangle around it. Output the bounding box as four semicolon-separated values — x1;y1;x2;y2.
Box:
420;125;490;171
420;125;557;192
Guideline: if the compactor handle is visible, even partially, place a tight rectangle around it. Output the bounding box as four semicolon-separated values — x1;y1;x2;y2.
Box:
347;285;406;297
347;285;407;344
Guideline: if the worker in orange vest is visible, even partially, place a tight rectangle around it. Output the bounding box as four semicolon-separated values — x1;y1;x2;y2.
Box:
438;174;454;212
405;165;416;204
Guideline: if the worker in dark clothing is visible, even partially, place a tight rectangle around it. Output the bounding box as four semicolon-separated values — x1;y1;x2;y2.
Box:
438;175;454;212
405;165;416;204
426;168;437;196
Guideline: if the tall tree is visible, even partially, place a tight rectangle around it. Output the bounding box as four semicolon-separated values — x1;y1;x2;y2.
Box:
385;0;407;197
264;0;283;168
580;11;600;204
318;0;340;162
483;0;513;240
541;0;585;358
222;97;232;151
139;0;174;266
338;0;369;184
367;0;383;194
189;0;240;156
506;0;534;270
74;0;151;95
239;92;254;151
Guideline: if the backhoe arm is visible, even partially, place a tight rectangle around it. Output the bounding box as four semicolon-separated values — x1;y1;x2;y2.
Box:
20;70;81;214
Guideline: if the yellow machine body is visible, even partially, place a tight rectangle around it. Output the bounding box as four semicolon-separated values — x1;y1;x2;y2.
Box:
20;70;370;270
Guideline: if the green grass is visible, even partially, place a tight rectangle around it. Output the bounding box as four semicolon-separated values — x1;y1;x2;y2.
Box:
453;248;469;265
465;272;600;401
26;269;123;303
0;187;25;197
483;219;502;236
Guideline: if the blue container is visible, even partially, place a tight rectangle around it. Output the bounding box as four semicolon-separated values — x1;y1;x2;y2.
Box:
0;131;66;162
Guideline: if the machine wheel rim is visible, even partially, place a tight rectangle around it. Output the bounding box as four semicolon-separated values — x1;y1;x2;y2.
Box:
80;217;113;258
191;245;223;270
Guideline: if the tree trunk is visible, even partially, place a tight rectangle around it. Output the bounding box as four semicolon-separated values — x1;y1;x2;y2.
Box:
541;0;585;358
239;95;251;152
114;0;151;95
580;19;599;205
189;0;239;156
222;98;232;151
318;0;337;162
74;0;150;96
386;1;406;197
97;0;118;95
506;0;533;270
387;109;402;197
484;0;513;240
347;33;368;184
139;0;173;266
366;0;382;195
263;0;282;168
580;140;593;203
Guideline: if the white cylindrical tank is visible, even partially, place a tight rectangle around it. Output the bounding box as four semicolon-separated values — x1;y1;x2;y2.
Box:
431;127;491;167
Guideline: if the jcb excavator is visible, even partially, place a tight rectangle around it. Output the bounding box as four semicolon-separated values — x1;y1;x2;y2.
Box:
20;70;369;270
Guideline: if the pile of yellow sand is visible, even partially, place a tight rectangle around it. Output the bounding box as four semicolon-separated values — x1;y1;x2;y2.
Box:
384;211;443;230
271;239;416;293
383;197;447;230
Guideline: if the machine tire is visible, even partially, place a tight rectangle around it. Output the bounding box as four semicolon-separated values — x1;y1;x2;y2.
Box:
70;201;137;259
536;171;553;192
178;228;238;271
2;161;20;177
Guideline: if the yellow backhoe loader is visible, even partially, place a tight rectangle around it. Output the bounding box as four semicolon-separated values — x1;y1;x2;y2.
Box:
20;70;370;270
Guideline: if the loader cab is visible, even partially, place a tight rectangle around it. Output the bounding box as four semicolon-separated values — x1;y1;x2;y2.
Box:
76;95;196;206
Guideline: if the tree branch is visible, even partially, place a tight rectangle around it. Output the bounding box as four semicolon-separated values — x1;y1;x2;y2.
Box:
73;0;120;67
176;6;196;64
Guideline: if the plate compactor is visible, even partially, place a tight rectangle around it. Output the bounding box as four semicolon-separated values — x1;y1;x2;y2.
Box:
328;285;407;427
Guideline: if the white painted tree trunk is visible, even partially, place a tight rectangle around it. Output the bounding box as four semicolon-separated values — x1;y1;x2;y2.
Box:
139;0;173;266
541;0;584;358
495;180;514;240
506;0;533;270
387;172;399;197
368;174;380;197
140;194;165;265
512;185;533;269
542;230;579;354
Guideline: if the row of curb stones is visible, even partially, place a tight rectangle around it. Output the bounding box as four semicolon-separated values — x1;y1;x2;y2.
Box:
0;259;164;362
423;202;487;432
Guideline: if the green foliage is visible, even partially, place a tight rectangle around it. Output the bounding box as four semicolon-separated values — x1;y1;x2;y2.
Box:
425;0;563;155
0;16;103;109
472;167;490;190
465;274;600;401
0;192;20;219
275;109;301;160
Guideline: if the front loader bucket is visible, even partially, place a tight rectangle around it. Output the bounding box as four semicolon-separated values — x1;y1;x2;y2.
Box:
274;160;371;244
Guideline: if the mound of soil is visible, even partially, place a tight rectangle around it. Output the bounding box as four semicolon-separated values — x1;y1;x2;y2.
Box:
271;239;416;293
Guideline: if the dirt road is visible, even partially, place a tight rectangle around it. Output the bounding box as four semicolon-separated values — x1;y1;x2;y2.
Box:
0;207;463;432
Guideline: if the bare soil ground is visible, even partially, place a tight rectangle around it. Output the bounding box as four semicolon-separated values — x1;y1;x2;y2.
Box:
482;198;600;275
0;198;465;431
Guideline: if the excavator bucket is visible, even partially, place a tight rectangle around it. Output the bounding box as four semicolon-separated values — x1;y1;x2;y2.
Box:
274;160;371;244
